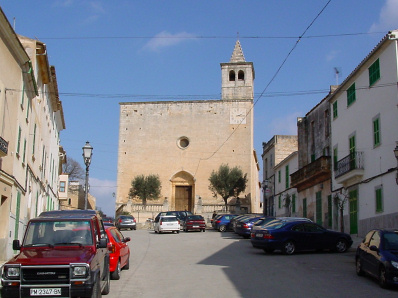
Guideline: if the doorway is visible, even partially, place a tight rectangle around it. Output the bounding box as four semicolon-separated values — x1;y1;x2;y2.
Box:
175;186;192;211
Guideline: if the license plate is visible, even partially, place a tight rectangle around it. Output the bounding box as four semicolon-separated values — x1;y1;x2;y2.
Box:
255;233;263;238
30;288;61;296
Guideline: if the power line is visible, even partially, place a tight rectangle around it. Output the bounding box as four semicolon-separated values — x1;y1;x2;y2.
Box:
193;0;333;176
35;31;384;41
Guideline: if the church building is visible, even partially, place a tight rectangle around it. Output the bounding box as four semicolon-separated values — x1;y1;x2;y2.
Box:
116;41;260;218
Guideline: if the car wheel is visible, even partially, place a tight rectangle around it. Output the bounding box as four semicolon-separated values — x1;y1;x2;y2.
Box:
177;230;180;234
130;227;133;230
264;248;274;254
123;256;130;270
379;266;388;288
282;240;296;255
335;239;348;253
91;277;101;298
111;261;121;280
219;225;227;232
101;269;110;295
202;229;206;232
355;258;364;276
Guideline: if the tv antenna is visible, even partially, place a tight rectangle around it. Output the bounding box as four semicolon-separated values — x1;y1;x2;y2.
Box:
334;67;342;85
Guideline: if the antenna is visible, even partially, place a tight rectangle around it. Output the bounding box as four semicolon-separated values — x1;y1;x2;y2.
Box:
13;17;16;31
334;67;342;85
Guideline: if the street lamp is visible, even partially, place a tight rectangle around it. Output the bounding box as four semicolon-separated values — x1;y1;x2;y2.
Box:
261;180;268;217
82;141;93;209
394;142;398;184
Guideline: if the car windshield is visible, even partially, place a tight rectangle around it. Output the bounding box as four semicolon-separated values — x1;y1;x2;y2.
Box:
262;220;288;230
187;215;203;220
23;220;93;246
161;217;177;222
383;232;398;250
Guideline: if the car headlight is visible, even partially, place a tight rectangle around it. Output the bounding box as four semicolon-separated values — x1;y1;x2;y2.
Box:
71;266;88;278
5;266;20;279
391;261;398;269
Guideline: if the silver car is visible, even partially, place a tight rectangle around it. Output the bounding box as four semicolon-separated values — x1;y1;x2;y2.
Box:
154;215;180;234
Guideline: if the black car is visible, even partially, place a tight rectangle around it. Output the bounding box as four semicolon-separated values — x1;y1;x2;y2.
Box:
251;219;352;255
356;229;398;288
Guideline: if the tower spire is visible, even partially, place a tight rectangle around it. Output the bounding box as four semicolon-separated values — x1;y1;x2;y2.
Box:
230;40;246;63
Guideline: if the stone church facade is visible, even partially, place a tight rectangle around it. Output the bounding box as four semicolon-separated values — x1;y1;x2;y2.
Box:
116;41;260;219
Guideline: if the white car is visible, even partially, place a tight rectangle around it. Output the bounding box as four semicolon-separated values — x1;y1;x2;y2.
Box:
154;215;180;234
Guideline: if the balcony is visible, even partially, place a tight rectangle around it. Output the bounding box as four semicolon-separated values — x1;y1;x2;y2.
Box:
334;151;364;186
0;136;8;157
291;156;331;192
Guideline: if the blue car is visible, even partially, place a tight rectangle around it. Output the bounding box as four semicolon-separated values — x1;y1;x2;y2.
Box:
356;229;398;288
212;214;238;232
234;216;263;238
250;219;352;255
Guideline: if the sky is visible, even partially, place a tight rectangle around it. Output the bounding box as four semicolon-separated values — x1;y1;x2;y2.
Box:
1;0;398;217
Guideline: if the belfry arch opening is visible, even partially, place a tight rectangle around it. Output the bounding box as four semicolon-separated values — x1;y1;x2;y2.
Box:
229;70;236;81
170;171;195;212
238;70;245;80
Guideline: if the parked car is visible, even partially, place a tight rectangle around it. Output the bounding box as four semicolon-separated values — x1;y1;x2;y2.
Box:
155;211;193;229
105;225;130;280
183;215;206;232
355;229;398;288
212;214;238;232
251;219;352;255
1;210;110;297
154;215;180;234
103;217;114;225
115;215;137;230
234;216;263;238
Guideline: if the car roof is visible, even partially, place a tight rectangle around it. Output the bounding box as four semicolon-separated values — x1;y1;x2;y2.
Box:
160;215;178;218
38;210;100;220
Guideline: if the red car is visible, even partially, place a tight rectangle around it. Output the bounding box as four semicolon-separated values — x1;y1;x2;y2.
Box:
105;225;131;280
183;215;206;232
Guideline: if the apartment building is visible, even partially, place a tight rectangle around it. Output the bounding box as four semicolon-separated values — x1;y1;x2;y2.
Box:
0;8;65;261
329;30;398;237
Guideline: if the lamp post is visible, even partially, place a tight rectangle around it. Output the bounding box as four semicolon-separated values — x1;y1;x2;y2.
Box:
82;141;93;210
394;142;398;185
261;180;268;217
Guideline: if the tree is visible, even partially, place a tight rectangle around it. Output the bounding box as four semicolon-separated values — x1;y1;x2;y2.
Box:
62;156;85;181
334;190;348;233
208;164;247;208
129;174;161;206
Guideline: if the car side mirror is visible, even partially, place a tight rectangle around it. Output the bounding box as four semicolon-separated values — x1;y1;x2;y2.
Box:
369;245;379;252
98;238;108;249
124;237;131;243
13;240;21;250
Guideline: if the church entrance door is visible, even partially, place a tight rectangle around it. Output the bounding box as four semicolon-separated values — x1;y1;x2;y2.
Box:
175;186;192;212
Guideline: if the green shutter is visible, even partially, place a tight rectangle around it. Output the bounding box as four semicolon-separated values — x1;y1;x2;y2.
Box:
373;118;380;147
292;194;296;213
349;189;358;234
278;195;281;209
369;58;380;86
328;195;332;227
17;127;21;154
285;165;289;189
14;191;21;241
316;191;322;225
333;147;338;170
347;83;356;106
376;188;383;212
333;101;338;119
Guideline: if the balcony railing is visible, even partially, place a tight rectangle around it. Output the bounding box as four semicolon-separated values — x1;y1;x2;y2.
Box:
0;136;8;157
290;156;331;190
334;151;364;179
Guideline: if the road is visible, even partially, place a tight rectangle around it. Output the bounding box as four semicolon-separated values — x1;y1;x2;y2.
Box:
108;228;398;298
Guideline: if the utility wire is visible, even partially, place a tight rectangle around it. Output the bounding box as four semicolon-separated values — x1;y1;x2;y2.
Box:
36;31;383;41
193;0;333;177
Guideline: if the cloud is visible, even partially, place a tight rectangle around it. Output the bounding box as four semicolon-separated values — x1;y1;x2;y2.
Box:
369;0;398;32
326;50;340;62
269;112;301;136
89;177;116;217
143;31;197;52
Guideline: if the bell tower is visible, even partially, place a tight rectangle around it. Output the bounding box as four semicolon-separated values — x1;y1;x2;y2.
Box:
220;40;255;100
